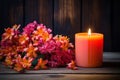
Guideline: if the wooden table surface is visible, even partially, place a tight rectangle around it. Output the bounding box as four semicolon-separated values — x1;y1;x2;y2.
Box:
0;52;120;80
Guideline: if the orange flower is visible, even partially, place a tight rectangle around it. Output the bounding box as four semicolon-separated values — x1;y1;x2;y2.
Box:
14;55;24;72
34;58;48;70
42;32;50;41
54;35;71;50
21;57;33;69
14;62;24;72
4;56;13;66
32;26;51;42
5;46;18;56
67;60;78;70
2;25;20;41
25;43;38;58
0;49;3;60
2;28;14;41
0;48;9;55
17;45;25;52
19;34;29;45
12;24;20;31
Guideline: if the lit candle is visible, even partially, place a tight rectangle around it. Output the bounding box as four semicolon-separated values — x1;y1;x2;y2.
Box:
75;29;103;67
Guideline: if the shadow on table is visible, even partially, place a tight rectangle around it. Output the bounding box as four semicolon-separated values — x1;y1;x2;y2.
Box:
103;61;120;68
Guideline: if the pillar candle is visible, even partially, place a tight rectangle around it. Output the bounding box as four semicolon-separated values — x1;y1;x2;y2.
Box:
75;29;103;67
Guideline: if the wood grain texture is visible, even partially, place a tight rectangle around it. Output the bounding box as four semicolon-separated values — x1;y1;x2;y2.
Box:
0;74;120;80
54;0;81;43
38;0;53;29
82;0;112;51
24;0;39;25
24;0;53;29
0;52;120;79
0;0;120;52
8;0;23;26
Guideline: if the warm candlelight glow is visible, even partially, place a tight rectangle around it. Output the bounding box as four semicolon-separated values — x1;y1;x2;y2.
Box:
75;31;103;67
88;28;91;36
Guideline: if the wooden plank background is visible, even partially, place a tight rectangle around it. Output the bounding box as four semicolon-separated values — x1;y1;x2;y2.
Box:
0;0;120;52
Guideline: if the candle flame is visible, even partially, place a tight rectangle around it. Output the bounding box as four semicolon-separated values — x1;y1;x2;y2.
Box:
88;28;91;36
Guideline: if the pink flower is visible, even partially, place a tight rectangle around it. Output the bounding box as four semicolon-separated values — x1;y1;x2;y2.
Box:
38;40;57;54
1;40;13;48
0;21;75;72
48;49;74;68
23;21;37;36
53;35;74;50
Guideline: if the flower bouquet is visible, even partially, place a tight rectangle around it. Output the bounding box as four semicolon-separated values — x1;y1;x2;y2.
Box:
0;21;77;72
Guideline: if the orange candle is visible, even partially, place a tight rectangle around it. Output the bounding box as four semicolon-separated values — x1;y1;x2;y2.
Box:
75;29;103;67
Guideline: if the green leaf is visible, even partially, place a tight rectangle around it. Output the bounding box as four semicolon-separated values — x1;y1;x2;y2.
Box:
37;54;44;59
21;52;26;58
36;52;45;59
31;58;38;67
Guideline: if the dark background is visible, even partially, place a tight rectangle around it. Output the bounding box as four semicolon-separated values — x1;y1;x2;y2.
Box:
0;0;120;52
